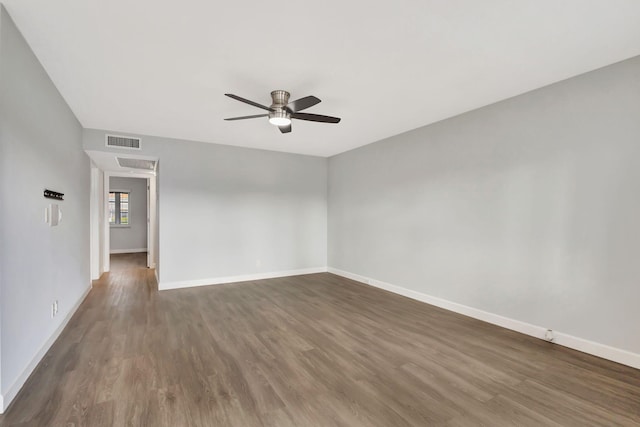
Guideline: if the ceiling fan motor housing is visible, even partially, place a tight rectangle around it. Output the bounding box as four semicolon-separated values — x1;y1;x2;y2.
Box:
269;90;291;121
270;90;290;108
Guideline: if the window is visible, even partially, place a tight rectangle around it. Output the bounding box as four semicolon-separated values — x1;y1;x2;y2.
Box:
109;191;130;226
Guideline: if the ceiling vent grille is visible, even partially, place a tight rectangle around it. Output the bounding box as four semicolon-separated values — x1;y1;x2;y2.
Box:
106;134;141;150
116;157;157;171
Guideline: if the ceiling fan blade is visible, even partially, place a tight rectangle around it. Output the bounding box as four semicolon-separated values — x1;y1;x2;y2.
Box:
224;114;268;121
225;93;273;111
279;124;292;133
291;112;341;123
286;96;321;112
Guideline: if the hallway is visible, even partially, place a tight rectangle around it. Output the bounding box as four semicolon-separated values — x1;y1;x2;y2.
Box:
0;254;156;426
110;252;148;271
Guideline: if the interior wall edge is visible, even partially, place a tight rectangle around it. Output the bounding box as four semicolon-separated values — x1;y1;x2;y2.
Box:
327;267;640;370
159;267;328;291
0;285;92;412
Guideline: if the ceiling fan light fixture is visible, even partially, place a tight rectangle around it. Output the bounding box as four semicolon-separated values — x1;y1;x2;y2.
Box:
269;116;292;126
268;109;291;126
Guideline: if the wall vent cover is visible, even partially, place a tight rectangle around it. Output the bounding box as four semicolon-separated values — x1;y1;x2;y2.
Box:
116;157;157;171
106;134;141;150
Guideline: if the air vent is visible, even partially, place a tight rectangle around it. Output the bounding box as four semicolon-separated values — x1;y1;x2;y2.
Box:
106;134;141;150
116;157;157;171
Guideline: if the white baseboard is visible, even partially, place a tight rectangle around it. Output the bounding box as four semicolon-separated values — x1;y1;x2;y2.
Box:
110;248;147;254
327;267;640;370
0;285;92;414
159;267;328;291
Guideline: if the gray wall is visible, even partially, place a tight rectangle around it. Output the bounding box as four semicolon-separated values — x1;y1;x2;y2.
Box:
84;130;327;286
329;56;640;355
109;176;148;252
0;5;90;409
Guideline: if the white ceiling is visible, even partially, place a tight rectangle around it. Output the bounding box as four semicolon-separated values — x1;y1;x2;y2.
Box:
5;1;640;157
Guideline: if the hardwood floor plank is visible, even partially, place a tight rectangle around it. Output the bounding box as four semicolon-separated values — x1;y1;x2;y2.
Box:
509;379;640;426
1;253;639;426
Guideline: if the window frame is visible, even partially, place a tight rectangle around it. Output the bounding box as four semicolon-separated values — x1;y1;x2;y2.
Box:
109;190;131;227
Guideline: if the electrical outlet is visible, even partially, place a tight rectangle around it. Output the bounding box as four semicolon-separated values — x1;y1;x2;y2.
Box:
544;329;555;342
256;259;262;267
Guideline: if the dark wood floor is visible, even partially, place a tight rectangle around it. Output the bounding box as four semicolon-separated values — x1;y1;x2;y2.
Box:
1;254;639;426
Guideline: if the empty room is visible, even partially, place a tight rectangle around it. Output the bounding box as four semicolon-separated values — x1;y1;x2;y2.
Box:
1;0;640;425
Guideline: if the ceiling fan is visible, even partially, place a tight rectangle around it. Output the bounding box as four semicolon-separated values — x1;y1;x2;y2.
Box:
224;90;341;134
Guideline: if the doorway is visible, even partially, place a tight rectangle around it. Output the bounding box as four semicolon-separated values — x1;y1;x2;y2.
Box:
108;176;148;264
89;169;158;279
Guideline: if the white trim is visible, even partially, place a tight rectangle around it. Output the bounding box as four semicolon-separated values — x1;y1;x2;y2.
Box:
147;176;157;272
159;267;328;291
146;178;151;268
109;248;148;254
89;166;101;280
108;171;155;179
552;332;640;369
327;267;640;370
103;173;111;272
0;285;92;413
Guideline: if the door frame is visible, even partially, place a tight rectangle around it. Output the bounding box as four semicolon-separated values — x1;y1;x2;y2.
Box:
101;172;157;273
